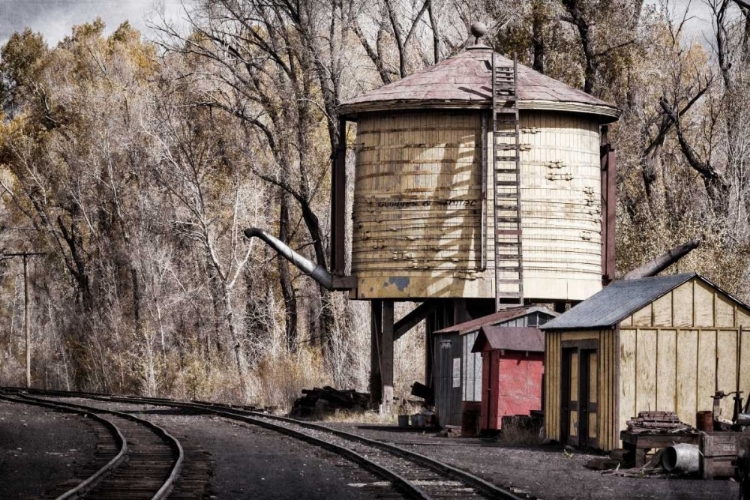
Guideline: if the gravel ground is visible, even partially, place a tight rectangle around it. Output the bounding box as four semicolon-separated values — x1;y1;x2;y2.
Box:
54;400;404;499
323;423;740;500
0;399;100;499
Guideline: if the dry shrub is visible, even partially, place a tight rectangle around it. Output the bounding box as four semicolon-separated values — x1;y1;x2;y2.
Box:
251;347;328;410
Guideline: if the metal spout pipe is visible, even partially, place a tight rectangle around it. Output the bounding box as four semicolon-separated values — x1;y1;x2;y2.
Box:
244;228;333;290
623;238;701;280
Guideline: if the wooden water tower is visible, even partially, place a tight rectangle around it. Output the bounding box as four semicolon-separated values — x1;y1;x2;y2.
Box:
331;25;620;408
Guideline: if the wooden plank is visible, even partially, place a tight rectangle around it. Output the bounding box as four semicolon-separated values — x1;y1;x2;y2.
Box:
619;329;637;431
742;329;750;403
676;329;698;426
738;307;750;328
672;281;694;327
694;280;715;327
636;329;657;414
715;294;735;328
716;330;738;419
621;315;633;327
697;330;717;413
632;305;652;327
561;330;600;342
656;329;677;412
652;293;672;327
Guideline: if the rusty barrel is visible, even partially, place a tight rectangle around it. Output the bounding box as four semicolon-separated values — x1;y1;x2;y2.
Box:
696;411;713;432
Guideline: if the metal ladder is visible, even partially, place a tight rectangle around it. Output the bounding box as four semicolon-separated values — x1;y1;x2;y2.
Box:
491;54;523;311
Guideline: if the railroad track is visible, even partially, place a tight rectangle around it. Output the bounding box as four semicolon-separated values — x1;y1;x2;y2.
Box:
2;387;530;500
0;391;183;500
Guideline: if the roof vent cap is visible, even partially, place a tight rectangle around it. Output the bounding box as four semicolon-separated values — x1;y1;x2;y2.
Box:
470;22;488;44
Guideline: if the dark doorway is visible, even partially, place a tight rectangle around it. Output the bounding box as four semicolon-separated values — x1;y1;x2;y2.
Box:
561;340;599;448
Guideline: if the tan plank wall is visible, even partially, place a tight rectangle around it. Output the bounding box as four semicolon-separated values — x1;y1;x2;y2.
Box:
544;328;619;451
618;278;750;439
351;110;603;301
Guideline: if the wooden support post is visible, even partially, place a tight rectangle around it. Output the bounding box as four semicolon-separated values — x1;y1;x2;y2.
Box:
600;126;616;286
370;300;383;407
331;117;348;275
23;254;30;389
3;251;44;389
382;300;394;413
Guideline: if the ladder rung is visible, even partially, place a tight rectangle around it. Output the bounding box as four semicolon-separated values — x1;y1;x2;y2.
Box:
496;279;523;284
496;155;519;161
496;217;520;223
495;193;519;199
496;292;523;299
494;132;517;137
496;253;520;259
496;229;522;235
495;144;519;151
495;168;518;174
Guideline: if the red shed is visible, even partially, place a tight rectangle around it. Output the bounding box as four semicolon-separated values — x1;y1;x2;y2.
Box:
472;326;545;430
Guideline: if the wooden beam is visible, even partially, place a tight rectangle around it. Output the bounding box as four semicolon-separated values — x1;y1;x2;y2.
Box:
331;117;348;275
394;299;441;340
382;300;394;411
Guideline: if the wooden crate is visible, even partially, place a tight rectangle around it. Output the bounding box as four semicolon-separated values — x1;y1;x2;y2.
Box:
700;432;742;479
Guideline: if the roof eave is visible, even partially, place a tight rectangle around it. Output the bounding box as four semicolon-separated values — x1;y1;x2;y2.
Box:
339;99;620;123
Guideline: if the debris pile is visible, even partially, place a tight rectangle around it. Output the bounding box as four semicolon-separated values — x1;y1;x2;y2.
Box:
290;386;370;417
626;411;693;434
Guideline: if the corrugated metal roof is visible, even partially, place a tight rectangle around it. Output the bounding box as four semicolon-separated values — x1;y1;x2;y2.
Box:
433;306;556;335
541;273;697;330
339;46;620;122
471;326;544;353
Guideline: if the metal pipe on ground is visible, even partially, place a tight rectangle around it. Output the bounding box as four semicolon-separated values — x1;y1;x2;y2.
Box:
244;228;333;290
623;238;701;280
661;443;700;474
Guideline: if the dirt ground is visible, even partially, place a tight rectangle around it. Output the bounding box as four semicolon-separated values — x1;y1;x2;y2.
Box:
0;399;100;499
323;423;740;500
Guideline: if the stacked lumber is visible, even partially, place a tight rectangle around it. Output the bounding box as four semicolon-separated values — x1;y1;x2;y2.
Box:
290;386;370;417
626;411;693;434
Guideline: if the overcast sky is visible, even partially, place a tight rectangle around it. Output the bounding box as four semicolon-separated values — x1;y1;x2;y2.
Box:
0;0;191;46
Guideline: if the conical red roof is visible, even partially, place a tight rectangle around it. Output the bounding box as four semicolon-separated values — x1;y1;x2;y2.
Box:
340;46;619;122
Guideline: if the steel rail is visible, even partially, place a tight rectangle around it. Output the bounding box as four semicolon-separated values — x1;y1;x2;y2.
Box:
16;393;184;500
52;394;431;500
87;394;524;499
3;388;528;499
191;401;527;500
0;392;129;500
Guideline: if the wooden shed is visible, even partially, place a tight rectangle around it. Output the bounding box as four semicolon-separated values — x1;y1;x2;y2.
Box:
432;306;556;427
471;326;545;430
540;273;750;451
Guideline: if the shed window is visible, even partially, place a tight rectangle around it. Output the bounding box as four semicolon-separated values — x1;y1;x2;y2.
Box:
462;331;482;401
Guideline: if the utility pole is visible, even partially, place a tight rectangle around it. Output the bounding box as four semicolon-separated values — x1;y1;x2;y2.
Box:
3;252;45;388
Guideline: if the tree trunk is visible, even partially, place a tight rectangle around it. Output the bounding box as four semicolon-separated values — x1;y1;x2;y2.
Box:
278;192;298;351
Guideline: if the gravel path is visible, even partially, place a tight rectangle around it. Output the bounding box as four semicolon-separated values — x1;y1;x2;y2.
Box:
0;399;100;499
323;423;739;500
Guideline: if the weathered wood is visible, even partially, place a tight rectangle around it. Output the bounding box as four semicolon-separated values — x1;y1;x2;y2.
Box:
673;281;694;327
676;329;699;425
636;329;657;415
697;330;717;413
701;432;743;479
351;109;605;302
394;300;440;340
656;330;676;412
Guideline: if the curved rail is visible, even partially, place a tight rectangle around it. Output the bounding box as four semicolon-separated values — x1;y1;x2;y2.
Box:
15;392;184;500
0;392;128;499
3;388;528;499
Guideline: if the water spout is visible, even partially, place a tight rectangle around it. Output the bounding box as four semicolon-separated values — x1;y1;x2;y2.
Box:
244;228;333;290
